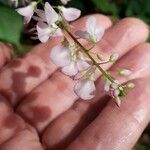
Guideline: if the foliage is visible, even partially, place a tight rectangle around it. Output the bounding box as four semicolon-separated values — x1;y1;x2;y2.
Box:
0;3;23;47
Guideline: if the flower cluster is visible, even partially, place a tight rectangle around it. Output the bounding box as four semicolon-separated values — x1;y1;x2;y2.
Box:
16;0;134;106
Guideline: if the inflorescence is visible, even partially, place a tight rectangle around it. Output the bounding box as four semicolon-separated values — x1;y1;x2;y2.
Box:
15;0;135;107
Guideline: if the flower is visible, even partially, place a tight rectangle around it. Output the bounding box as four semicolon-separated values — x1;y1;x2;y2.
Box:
74;78;96;100
58;6;81;21
16;1;37;24
36;2;62;43
75;16;105;43
104;80;124;107
50;43;90;76
74;67;96;100
60;0;71;5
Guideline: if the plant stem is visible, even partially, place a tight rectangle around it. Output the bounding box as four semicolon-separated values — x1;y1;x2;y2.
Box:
62;24;114;82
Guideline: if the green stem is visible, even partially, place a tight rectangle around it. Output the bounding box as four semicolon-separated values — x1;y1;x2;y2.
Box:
62;24;114;82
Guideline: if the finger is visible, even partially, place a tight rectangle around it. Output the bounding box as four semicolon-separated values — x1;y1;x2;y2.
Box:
16;14;112;131
0;94;25;145
0;14;112;106
0;95;43;149
0;43;11;69
0;126;44;150
66;78;150;150
41;43;150;149
17;17;149;134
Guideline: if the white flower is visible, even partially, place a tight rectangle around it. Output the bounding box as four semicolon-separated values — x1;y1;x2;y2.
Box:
74;79;96;100
36;2;62;43
75;16;105;43
50;44;90;76
16;1;37;24
58;6;81;21
60;0;71;5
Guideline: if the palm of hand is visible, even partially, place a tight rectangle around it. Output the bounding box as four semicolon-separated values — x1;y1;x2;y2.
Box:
0;15;150;150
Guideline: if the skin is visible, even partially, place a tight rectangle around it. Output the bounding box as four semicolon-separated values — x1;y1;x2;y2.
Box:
0;14;149;150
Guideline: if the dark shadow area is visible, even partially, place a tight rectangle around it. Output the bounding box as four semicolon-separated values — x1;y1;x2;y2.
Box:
46;95;110;150
0;58;42;106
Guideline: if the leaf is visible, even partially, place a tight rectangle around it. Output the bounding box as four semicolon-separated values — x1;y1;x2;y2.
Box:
0;5;23;46
92;0;119;17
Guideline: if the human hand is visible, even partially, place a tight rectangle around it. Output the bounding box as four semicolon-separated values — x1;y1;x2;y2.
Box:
0;14;149;150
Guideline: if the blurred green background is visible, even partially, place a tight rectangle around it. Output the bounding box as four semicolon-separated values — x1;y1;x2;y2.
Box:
68;0;150;24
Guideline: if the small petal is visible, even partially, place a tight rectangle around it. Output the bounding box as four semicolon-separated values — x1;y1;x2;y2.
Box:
62;61;78;76
86;16;97;35
113;89;120;97
77;60;90;71
94;26;105;42
34;9;46;22
50;45;71;67
104;80;111;92
45;2;58;25
17;2;36;23
75;30;90;40
60;0;71;5
74;79;96;100
62;7;81;21
86;16;104;43
37;22;51;43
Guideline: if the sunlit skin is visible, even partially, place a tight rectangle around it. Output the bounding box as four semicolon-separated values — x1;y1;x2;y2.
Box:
0;14;150;150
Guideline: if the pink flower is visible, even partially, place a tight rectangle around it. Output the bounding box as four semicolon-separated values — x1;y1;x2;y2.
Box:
36;2;62;43
74;79;96;100
75;16;105;43
50;44;90;76
58;6;81;21
16;1;37;24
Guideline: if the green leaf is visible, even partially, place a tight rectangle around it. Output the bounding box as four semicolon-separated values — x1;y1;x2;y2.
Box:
0;5;23;46
92;0;119;17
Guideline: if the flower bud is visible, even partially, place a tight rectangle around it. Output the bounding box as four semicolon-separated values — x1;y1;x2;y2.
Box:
126;82;135;89
109;53;119;62
119;69;131;76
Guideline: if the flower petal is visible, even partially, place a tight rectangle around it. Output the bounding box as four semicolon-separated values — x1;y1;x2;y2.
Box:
62;7;81;21
75;30;90;40
94;26;105;42
17;4;34;23
36;22;51;43
62;61;78;76
50;45;71;67
74;79;96;100
86;16;97;35
45;2;58;25
60;0;71;5
77;59;90;71
34;9;46;22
